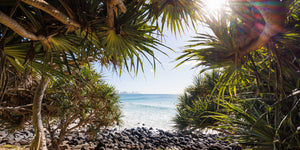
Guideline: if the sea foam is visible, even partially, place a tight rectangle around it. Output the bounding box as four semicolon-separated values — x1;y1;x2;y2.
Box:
119;94;178;131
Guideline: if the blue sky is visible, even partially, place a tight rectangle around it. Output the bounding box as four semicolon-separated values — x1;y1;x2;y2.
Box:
95;26;210;94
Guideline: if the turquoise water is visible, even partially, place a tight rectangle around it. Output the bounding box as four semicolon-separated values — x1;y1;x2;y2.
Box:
119;94;178;130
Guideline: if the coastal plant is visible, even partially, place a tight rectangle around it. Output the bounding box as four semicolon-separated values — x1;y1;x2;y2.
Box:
176;0;300;149
0;0;198;149
44;66;121;150
0;69;39;131
174;70;222;131
1;0;299;149
210;93;300;149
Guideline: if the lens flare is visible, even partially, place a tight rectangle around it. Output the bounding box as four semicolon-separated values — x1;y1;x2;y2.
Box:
205;0;227;12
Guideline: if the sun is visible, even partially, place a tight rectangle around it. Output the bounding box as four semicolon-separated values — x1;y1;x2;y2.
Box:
205;0;227;12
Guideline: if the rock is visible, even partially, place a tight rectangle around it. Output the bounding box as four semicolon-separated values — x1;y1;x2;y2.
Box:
208;143;225;150
158;129;164;134
180;141;187;145
178;137;184;142
107;143;114;148
3;136;14;145
6;134;15;139
14;143;21;146
68;139;78;145
26;130;34;137
19;139;29;145
165;131;174;137
95;141;105;149
208;138;216;144
184;134;192;139
0;137;5;143
14;136;23;142
118;143;126;148
77;139;85;145
28;128;34;134
60;144;70;150
1;127;239;150
197;144;207;150
0;130;8;137
69;145;81;150
138;143;145;149
80;143;90;150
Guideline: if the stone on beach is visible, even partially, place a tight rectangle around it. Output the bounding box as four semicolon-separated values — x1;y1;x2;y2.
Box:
0;127;241;150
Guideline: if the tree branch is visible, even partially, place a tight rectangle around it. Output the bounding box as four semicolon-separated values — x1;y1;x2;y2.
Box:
107;0;127;29
107;0;114;29
0;10;45;41
0;103;33;111
21;0;80;28
114;0;127;14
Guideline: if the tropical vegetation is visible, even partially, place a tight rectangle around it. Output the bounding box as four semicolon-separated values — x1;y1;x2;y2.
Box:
44;66;121;150
174;70;222;131
0;0;299;149
0;65;121;150
175;0;300;149
0;0;198;149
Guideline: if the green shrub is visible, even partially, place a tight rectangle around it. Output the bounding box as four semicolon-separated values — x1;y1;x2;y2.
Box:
174;70;221;131
44;66;122;149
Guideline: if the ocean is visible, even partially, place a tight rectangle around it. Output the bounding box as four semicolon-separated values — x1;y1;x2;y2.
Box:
119;94;178;131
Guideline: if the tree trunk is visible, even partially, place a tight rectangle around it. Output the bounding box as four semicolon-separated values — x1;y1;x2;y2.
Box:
30;76;50;150
107;0;127;29
48;138;60;150
107;0;115;29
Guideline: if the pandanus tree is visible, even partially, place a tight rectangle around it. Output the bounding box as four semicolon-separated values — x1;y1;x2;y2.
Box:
1;0;296;149
174;70;222;131
176;0;300;148
178;0;290;67
0;0;201;149
178;0;299;100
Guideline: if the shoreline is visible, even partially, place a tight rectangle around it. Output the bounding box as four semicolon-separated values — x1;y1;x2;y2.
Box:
0;127;241;150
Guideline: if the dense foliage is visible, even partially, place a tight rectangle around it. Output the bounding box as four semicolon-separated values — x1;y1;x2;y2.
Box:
0;0;198;149
0;66;122;149
176;0;300;149
174;70;221;131
44;66;121;149
0;71;38;131
1;0;299;149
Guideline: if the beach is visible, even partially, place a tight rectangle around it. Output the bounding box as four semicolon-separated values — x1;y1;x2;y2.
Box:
119;94;178;130
0;94;241;149
0;127;241;150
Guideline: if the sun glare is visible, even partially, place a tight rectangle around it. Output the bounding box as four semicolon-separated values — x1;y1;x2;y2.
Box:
205;0;227;12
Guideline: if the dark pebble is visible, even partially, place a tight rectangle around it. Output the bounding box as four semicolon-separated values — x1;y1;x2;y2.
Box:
0;126;240;150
